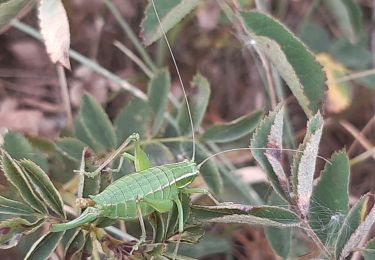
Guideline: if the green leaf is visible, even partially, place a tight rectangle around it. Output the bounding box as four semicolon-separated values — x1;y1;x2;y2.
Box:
61;228;79;258
264;192;291;258
0;195;34;216
149;212;165;243
192;203;300;227
0;0;37;31
141;0;199;46
74;117;101;152
4;132;48;171
1;151;48;214
56;137;87;162
25;231;65;260
20;160;65;218
114;98;150;143
335;194;375;259
250;105;288;200
178;73;211;136
135;141;151;171
182;142;223;195
202;110;263;143
309;151;350;246
0;218;43;249
324;0;363;44
240;11;326;117
291;113;323;217
143;143;175;166
148;68;171;135
363;238;375;260
80;95;117;150
65;230;86;259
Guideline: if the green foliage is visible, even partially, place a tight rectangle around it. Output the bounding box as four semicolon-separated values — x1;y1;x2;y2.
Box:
202;110;263;143
141;0;199;45
0;0;36;31
240;11;326;117
0;1;373;259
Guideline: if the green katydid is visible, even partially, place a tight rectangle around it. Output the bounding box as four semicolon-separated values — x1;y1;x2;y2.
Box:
51;1;218;258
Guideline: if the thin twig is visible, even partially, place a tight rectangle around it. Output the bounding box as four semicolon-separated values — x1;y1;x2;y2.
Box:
350;147;375;166
114;41;154;78
327;68;375;84
101;0;157;72
57;65;73;129
339;120;375;161
348;115;375;156
11;20;148;101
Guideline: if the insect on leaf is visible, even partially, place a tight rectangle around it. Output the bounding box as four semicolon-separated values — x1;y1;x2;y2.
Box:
0;0;37;32
0;218;44;249
202;109;263;143
240;11;326;117
178;73;211;136
291;112;323;217
135;141;151;172
148;68;171;136
141;0;199;46
309;150;349;246
1;151;48;214
20;159;66;218
80;95;117;150
25;231;65;260
335;194;375;260
0;195;35;216
250;105;288;200
38;0;70;69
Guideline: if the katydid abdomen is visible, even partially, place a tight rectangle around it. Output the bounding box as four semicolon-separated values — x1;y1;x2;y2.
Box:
51;161;198;232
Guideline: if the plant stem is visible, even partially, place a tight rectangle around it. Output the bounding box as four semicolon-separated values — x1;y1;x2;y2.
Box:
301;220;333;259
101;0;157;72
11;20;148;101
57;65;73;129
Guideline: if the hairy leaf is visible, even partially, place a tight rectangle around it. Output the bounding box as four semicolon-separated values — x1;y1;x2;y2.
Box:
309;151;349;245
0;218;43;249
241;11;326;117
74;117;102;152
143;143;174;166
141;0;199;45
25;231;65;260
250;105;288;200
148;68;171;135
80;95;117;150
0;195;34;216
202;110;263;143
291;113;323;217
38;0;70;68
20;160;65;218
178;73;211;136
335;194;375;259
1;151;48;214
192;203;300;227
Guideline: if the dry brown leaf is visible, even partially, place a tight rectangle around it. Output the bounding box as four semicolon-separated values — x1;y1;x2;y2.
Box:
38;0;71;69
